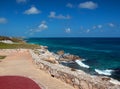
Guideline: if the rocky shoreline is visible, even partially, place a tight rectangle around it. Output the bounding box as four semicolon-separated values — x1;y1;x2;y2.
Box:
30;46;120;89
34;46;82;63
0;47;120;89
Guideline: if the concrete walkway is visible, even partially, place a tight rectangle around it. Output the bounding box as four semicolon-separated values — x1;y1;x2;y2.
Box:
0;50;75;89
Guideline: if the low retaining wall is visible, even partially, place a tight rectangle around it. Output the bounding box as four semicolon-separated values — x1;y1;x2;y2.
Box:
29;50;120;89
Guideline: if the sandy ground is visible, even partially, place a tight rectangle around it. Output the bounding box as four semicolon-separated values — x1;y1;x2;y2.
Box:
0;50;75;89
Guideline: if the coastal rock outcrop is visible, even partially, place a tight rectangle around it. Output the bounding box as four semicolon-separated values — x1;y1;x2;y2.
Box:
57;50;65;55
34;49;58;64
63;53;81;61
0;40;13;44
57;50;81;62
30;49;120;89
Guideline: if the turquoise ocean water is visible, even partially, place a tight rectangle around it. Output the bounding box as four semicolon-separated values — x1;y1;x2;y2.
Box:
26;38;120;81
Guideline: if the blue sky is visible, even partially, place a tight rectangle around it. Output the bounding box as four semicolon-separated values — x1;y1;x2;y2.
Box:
0;0;120;37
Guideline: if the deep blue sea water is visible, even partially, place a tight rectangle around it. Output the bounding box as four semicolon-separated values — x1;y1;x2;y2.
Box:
26;38;120;81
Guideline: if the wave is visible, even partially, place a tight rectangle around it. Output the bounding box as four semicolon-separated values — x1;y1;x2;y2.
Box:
95;69;114;76
75;60;90;68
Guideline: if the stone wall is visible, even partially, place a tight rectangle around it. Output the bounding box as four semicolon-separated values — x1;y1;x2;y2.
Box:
29;50;120;89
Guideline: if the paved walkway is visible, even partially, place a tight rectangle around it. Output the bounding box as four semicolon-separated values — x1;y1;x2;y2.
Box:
0;50;75;89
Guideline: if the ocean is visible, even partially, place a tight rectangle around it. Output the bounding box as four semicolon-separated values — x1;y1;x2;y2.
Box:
26;38;120;81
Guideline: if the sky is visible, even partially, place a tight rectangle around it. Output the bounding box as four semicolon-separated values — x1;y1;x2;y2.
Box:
0;0;120;37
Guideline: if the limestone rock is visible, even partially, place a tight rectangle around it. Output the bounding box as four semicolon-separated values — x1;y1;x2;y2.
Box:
57;50;64;55
0;40;13;44
74;78;80;85
66;78;72;85
40;46;48;49
88;83;93;89
44;56;58;64
73;84;80;89
80;80;89;89
63;54;81;61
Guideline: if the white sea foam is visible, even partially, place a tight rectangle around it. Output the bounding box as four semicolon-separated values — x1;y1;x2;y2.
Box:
95;69;113;76
82;58;86;61
75;60;90;68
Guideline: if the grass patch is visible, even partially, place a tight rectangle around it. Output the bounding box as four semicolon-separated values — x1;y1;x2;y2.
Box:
0;36;41;49
0;55;6;59
0;42;41;49
0;36;24;43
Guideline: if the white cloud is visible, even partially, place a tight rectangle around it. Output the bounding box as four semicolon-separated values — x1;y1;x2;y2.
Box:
48;11;71;19
79;1;98;9
0;18;7;24
29;21;48;34
16;0;27;3
66;3;74;8
86;29;90;33
49;12;55;18
24;6;41;15
65;28;71;33
108;23;115;27
38;23;48;31
98;25;102;29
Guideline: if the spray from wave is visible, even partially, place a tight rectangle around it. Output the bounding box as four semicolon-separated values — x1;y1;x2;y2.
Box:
75;60;90;68
95;69;114;76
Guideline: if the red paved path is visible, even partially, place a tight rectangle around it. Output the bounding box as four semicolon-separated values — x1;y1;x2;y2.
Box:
0;76;41;89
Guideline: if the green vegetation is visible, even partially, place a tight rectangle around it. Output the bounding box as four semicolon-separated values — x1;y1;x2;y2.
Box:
0;55;6;59
0;42;41;49
0;36;24;43
0;36;41;49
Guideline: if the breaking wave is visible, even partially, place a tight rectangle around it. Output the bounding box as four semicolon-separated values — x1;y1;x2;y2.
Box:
75;60;90;68
95;69;114;76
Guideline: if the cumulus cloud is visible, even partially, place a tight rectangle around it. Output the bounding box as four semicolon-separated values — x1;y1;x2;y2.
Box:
92;26;97;29
66;3;74;8
86;29;90;33
92;25;102;29
0;18;7;24
38;23;48;31
65;28;71;33
98;25;102;29
82;23;118;34
49;12;55;18
79;1;98;9
48;11;71;19
24;6;41;15
108;23;115;27
29;21;48;34
16;0;27;3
